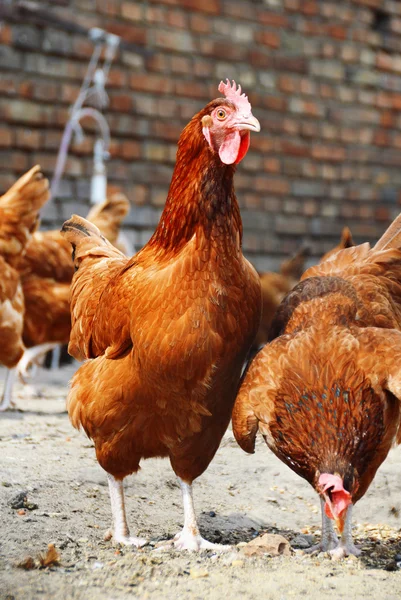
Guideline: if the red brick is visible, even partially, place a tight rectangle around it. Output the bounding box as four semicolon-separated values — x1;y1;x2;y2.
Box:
327;25;347;40
391;94;401;110
107;23;147;45
0;79;17;96
278;75;297;93
0;127;12;147
256;31;280;49
18;81;34;99
248;50;272;68
376;52;393;72
374;207;390;221
109;93;133;112
258;11;289;27
15;127;40;149
121;2;143;21
131;184;148;206
61;83;81;104
97;0;119;16
274;56;308;73
189;14;210;33
374;130;391;146
167;10;188;28
380;111;395;128
311;145;346;161
119;141;141;160
263;96;287;112
181;0;219;14
281;141;310;157
0;24;12;45
145;6;165;23
146;54;170;73
264;158;281;173
175;80;209;100
301;1;319;15
171;56;192;75
130;73;173;94
107;69;127;88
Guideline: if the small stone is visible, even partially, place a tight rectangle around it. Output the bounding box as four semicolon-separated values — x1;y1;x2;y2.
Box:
231;560;244;568
190;569;209;579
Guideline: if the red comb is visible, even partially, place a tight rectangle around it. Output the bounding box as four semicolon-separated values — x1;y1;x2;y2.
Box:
218;79;251;115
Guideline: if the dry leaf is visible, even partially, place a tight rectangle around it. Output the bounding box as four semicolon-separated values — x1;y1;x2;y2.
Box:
38;544;60;568
16;556;36;570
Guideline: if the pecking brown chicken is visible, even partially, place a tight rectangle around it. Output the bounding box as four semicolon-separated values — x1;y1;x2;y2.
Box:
233;213;401;559
252;246;310;351
61;80;262;550
0;166;50;409
14;193;130;381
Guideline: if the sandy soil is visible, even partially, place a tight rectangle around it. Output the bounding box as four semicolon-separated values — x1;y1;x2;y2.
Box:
1;364;401;600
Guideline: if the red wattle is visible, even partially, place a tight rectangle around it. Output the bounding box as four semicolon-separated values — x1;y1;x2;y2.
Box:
235;131;250;164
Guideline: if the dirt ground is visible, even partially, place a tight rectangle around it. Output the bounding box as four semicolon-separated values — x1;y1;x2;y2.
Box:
1;364;401;600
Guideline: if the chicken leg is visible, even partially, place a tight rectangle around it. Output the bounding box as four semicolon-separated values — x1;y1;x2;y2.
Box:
171;479;229;551
305;498;338;554
0;368;17;411
106;474;147;547
329;505;361;560
18;343;59;382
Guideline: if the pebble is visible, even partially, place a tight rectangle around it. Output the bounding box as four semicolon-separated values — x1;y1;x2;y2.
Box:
291;535;314;549
231;560;244;568
190;569;209;579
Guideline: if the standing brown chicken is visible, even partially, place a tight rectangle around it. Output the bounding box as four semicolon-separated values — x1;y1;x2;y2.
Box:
0;166;50;409
233;214;401;558
61;81;261;550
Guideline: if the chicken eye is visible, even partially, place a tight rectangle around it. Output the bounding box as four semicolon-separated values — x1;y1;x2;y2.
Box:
216;109;226;120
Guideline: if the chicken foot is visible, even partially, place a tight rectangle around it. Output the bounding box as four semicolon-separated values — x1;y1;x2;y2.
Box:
329;505;361;560
171;479;230;551
105;474;147;547
0;368;17;411
305;498;338;554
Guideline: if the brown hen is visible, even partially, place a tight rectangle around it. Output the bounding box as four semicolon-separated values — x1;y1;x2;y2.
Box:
0;166;50;409
253;246;310;351
61;80;262;550
320;226;355;263
233;214;401;558
15;193;130;373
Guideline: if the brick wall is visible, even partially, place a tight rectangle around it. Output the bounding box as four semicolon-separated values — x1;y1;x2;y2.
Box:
1;0;401;270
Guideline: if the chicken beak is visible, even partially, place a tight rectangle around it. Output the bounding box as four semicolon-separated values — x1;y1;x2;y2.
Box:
235;114;261;132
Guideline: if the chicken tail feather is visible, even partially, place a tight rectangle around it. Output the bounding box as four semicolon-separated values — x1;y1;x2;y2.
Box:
374;213;401;251
60;215;127;360
0;165;50;260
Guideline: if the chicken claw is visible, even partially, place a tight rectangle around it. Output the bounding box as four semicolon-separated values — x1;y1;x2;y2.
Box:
156;479;230;552
104;529;147;547
329;543;361;560
172;530;230;552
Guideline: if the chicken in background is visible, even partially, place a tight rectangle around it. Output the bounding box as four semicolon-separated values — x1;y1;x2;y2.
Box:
320;226;355;263
233;214;401;559
12;193;130;388
0;166;50;410
252;246;310;352
61;80;262;550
